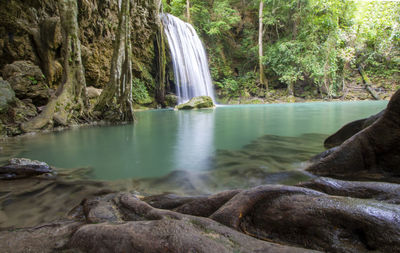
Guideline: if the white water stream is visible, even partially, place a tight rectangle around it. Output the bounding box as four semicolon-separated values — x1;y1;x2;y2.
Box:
162;14;216;104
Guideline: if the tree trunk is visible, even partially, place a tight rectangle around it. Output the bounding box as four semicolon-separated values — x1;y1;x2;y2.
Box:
21;0;88;132
292;0;300;40
186;0;191;23
94;0;135;122
288;82;294;96
258;0;268;91
155;7;166;106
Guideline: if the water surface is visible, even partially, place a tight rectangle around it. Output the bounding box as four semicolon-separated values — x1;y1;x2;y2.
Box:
1;101;387;180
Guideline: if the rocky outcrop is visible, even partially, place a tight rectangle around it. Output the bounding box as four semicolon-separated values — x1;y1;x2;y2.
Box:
2;61;51;106
68;196;315;253
307;89;400;182
0;0;159;90
299;177;400;204
3;182;400;252
324;109;384;148
176;96;214;110
0;0;164;135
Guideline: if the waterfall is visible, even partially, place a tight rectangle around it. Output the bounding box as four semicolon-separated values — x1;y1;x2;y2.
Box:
161;13;216;104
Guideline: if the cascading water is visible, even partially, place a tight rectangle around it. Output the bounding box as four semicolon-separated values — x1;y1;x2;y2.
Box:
161;13;216;104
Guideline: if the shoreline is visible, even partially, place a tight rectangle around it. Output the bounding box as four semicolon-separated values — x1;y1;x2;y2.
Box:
1;97;389;139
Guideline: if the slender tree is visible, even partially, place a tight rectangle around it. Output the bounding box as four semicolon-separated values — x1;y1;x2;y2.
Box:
186;0;191;23
258;0;268;91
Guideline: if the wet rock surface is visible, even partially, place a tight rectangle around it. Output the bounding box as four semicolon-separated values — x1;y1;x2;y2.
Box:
324;109;384;148
2;181;400;253
307;89;400;182
299;177;400;204
176;96;214;110
0;158;54;179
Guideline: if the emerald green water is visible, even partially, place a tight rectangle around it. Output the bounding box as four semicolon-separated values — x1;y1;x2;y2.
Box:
1;101;387;181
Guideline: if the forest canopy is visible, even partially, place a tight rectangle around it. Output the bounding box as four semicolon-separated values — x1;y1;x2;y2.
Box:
162;0;400;100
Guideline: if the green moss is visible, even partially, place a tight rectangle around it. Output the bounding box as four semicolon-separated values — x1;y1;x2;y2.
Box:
176;96;214;110
27;76;38;85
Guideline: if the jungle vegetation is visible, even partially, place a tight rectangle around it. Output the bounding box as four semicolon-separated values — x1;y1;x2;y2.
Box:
162;0;400;100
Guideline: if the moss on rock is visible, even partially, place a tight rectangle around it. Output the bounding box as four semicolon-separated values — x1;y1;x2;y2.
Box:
176;96;214;110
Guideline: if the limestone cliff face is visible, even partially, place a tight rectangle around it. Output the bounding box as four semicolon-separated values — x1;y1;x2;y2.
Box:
0;0;159;88
0;0;161;136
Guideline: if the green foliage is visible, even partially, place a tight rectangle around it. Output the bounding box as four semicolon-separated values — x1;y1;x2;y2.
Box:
27;76;38;85
132;78;152;104
164;0;400;99
205;1;240;36
216;72;258;98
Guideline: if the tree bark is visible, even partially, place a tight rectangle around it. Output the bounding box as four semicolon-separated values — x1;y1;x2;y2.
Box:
186;0;191;23
94;0;134;122
288;82;294;96
155;10;166;105
258;0;267;91
21;0;88;132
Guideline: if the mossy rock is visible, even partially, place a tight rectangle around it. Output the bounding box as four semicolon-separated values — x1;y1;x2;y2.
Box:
165;94;178;107
0;78;15;113
176;96;214;110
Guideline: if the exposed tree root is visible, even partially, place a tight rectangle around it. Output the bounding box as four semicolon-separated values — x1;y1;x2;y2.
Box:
21;0;88;132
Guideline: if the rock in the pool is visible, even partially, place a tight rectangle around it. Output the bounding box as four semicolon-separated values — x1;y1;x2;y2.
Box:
0;158;54;179
176;96;214;110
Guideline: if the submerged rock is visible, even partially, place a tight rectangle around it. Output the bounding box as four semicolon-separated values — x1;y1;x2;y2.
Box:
0;158;54;179
176;96;214;110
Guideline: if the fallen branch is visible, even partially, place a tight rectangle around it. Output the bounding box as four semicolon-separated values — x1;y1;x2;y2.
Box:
358;65;381;100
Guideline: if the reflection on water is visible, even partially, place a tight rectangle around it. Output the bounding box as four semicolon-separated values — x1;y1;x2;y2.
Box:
0;101;390;228
174;110;215;171
0;101;388;180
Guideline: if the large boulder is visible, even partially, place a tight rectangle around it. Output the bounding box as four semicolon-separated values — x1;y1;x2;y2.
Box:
2;61;51;106
307;89;400;182
324;110;384;148
176;96;214;110
0;77;15;112
1;179;400;252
